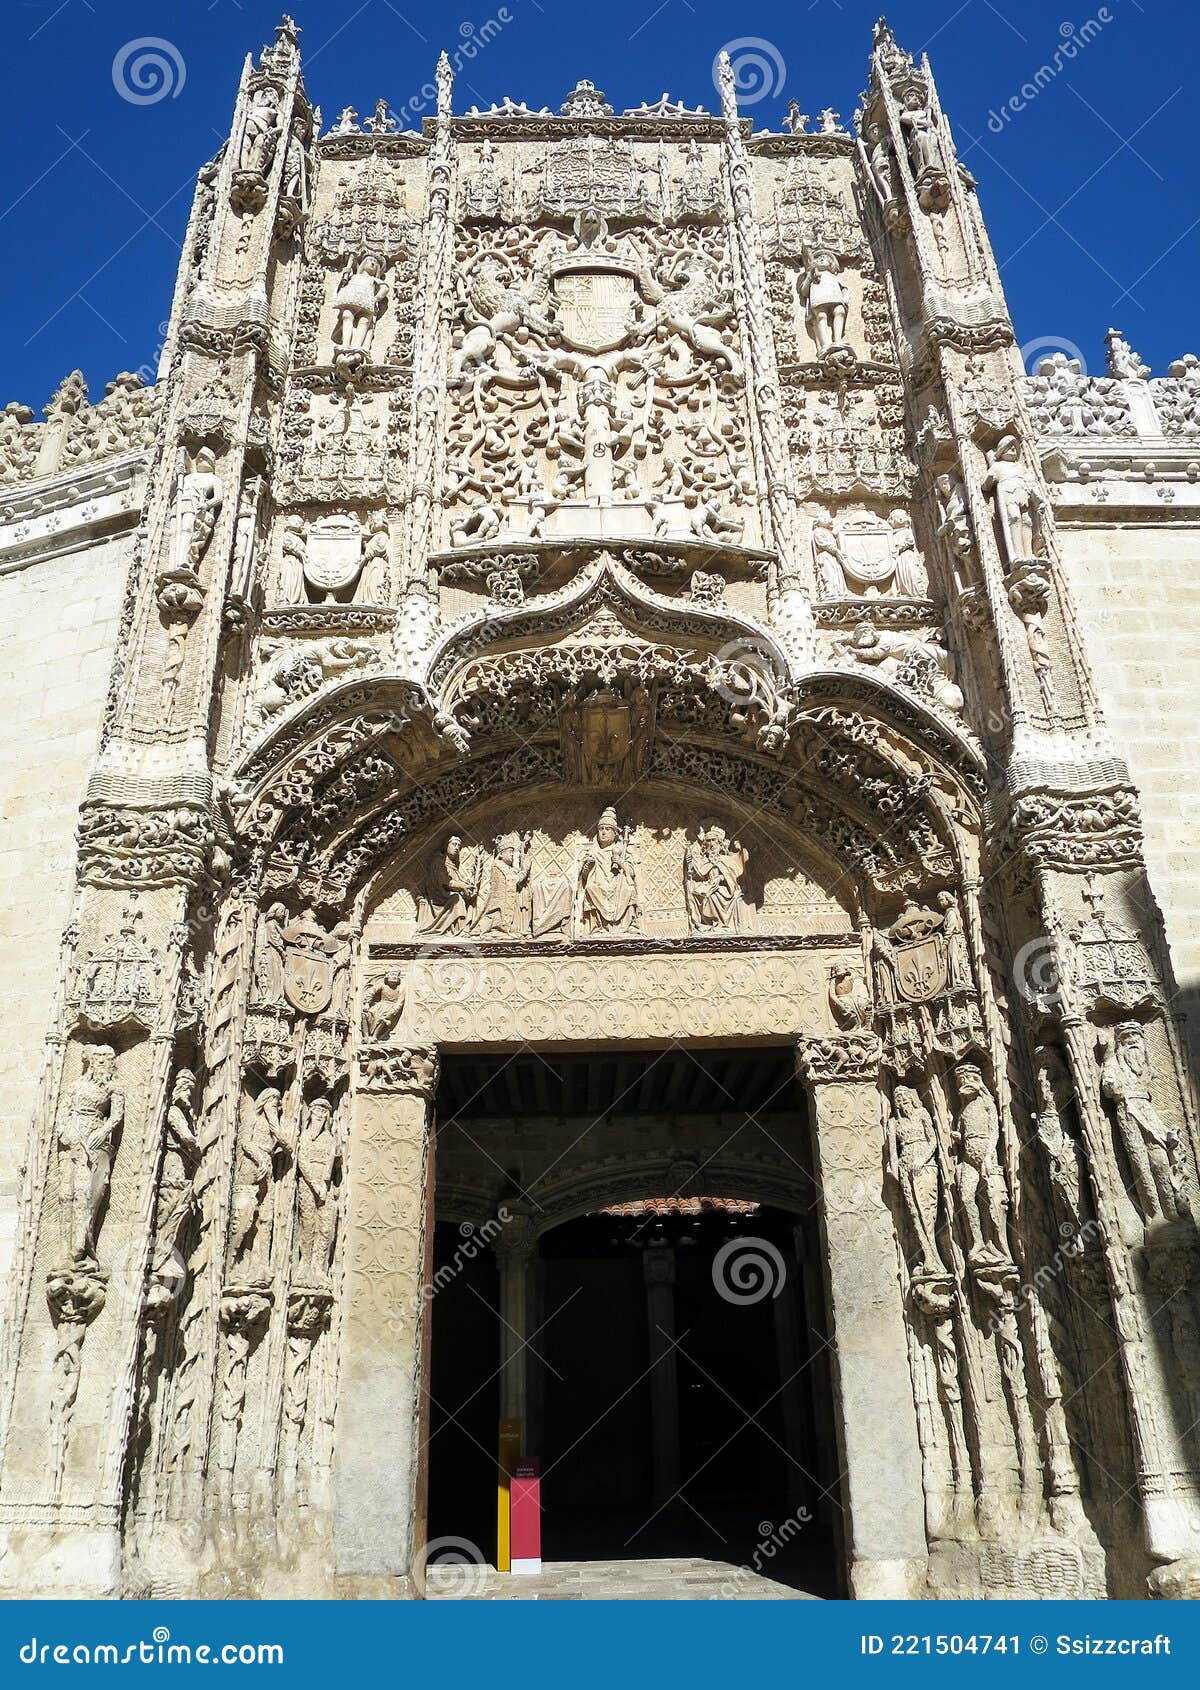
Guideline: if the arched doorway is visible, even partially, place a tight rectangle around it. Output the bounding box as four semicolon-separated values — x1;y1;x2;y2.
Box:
427;1046;843;1598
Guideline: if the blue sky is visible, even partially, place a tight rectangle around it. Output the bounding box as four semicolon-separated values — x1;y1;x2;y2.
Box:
1;0;1193;408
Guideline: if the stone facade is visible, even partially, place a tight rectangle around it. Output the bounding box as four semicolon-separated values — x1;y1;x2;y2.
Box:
0;17;1199;1601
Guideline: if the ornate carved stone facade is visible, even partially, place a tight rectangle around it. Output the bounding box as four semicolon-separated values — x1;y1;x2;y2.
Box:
1;18;1199;1602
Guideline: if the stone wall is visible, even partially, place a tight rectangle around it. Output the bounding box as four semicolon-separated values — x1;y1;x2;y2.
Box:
1057;519;1200;1074
0;535;129;1289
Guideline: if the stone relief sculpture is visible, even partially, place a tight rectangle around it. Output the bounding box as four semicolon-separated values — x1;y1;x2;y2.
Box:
361;970;406;1042
890;1085;946;1277
951;1063;1011;1268
3;20;1199;1610
682;823;749;933
1099;1021;1186;1226
575;808;641;935
56;1044;124;1265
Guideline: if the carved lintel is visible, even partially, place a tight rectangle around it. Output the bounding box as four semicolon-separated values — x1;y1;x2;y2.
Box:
796;1031;882;1085
359;1043;440;1096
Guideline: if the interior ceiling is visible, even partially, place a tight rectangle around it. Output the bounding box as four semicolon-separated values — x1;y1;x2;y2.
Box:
436;1045;801;1122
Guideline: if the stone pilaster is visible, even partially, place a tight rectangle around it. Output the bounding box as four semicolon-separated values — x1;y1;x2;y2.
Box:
797;1032;927;1597
333;1045;438;1595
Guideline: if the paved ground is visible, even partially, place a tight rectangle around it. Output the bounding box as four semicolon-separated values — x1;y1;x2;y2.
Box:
426;1557;822;1600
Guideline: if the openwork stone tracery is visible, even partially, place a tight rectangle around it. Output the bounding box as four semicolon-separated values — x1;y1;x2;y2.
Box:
1;16;1198;1607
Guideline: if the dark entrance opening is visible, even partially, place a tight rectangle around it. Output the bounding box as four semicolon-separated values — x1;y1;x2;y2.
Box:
427;1046;842;1596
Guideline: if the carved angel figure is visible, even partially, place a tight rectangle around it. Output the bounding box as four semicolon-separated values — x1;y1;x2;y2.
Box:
935;891;973;989
252;901;288;1005
333;253;389;354
683;823;749;933
576;808;640;935
57;1044;124;1264
1100;1021;1185;1224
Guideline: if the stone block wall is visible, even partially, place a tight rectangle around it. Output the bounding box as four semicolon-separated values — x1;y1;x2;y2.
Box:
0;535;129;1292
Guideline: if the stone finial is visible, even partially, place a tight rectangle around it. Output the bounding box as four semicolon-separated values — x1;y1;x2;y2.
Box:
436;51;453;118
559;79;613;118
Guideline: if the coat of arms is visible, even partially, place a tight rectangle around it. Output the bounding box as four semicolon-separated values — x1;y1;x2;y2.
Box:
281;910;341;1016
552;266;636;353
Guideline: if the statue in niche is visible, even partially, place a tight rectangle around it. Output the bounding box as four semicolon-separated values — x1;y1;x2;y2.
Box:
828;962;873;1029
683;822;749;933
863;122;896;206
798;246;850;358
150;1069;199;1299
575;808;640;936
934;471;974;564
252;902;289;1007
1099;1021;1186;1225
180;448;224;575
935;891;973;990
474;831;533;937
887;510;929;596
981;434;1045;567
418;834;482;935
239;87;281;177
294;1094;340;1286
280;116;309;208
890;1085;945;1277
1033;1043;1086;1227
362;970;406;1043
56;1044;124;1265
230;1081;291;1271
332;253;389;356
871;928;899;1006
898;86;948;207
951;1063;1011;1266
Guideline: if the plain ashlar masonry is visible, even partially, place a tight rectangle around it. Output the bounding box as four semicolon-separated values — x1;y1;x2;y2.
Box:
0;14;1198;1601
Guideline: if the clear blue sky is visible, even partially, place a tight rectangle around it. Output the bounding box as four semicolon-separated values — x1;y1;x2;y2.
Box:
1;0;1193;408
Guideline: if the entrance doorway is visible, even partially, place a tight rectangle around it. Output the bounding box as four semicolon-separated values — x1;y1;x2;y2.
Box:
426;1046;843;1597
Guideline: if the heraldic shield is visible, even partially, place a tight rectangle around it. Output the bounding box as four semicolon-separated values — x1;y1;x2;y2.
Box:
894;933;949;1003
283;948;334;1016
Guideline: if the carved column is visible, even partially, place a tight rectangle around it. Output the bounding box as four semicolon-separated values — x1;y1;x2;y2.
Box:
715;52;813;661
797;1031;927;1597
642;1242;681;1505
333;1045;438;1595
